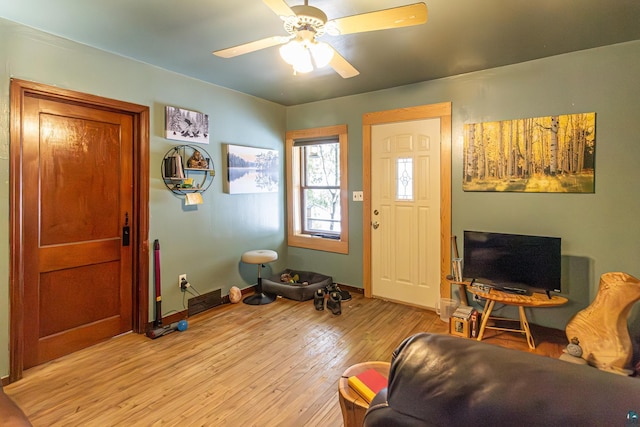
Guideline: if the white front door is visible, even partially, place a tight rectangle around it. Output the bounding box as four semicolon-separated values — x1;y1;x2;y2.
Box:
371;118;441;308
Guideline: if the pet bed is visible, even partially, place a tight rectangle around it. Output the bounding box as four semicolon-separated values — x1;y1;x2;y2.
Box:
262;269;333;301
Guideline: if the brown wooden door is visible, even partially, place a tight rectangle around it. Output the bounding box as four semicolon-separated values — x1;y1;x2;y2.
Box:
21;94;134;369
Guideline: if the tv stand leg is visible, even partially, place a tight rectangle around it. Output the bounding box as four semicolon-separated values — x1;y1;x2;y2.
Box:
519;306;536;349
456;283;469;306
545;290;552;299
476;299;495;342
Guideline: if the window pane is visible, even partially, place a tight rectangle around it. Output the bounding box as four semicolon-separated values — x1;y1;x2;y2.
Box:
303;189;341;233
304;143;339;187
397;157;413;200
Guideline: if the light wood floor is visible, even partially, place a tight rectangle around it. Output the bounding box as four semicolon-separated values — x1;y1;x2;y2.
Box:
4;293;565;426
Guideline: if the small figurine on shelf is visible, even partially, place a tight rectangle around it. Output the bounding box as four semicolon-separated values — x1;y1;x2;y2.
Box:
187;149;209;169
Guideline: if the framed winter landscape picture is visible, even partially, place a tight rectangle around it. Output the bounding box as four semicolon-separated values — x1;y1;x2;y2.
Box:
165;105;209;144
223;144;279;194
463;112;596;193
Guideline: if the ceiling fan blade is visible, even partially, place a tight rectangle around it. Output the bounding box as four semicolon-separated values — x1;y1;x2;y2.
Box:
213;36;290;58
328;2;427;35
262;0;296;18
329;48;359;79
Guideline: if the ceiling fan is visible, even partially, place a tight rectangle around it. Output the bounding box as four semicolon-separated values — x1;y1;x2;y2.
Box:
213;0;427;78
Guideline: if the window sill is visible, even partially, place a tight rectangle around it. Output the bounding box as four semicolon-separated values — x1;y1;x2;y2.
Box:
288;233;349;254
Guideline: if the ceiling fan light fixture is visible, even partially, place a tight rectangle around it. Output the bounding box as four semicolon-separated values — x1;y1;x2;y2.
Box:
279;39;305;65
309;41;334;68
218;1;427;78
291;50;313;73
293;57;314;74
280;40;313;73
324;21;340;36
279;37;333;74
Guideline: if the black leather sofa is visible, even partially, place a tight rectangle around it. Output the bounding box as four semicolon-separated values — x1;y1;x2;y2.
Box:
364;332;640;427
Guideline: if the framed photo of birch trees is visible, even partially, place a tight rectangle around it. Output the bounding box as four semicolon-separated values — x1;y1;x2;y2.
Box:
463;112;596;193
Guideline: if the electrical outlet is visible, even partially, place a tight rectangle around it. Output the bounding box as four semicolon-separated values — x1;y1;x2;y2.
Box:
179;274;187;289
473;294;483;303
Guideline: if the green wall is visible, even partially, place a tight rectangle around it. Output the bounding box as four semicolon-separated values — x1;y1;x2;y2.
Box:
2;16;640;378
287;40;640;330
0;19;287;378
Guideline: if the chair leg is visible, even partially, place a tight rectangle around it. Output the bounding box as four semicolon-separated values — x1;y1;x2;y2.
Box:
243;264;276;305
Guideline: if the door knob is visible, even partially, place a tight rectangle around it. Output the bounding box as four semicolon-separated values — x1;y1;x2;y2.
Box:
372;221;380;229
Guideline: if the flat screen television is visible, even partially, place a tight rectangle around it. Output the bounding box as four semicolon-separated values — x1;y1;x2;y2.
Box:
463;231;561;294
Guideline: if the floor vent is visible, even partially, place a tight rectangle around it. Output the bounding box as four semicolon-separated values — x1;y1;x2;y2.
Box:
188;288;222;317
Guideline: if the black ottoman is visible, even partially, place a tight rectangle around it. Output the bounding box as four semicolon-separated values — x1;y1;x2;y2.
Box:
262;269;333;301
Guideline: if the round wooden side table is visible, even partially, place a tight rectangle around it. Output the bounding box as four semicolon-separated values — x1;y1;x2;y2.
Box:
338;361;390;427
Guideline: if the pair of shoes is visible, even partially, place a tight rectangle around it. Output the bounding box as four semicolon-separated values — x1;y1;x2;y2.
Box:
314;289;342;314
326;282;339;293
326;291;342;315
314;288;325;311
338;289;352;301
326;282;352;303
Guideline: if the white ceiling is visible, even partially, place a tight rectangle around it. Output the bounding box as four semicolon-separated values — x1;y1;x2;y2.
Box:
2;0;640;106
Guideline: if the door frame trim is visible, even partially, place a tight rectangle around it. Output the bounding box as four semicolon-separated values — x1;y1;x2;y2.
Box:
9;79;150;382
362;103;452;301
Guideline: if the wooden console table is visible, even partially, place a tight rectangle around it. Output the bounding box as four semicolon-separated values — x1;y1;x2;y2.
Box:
466;286;568;349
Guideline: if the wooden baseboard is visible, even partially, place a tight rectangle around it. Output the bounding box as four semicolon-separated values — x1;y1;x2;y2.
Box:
142;283;362;332
337;283;364;294
144;310;188;331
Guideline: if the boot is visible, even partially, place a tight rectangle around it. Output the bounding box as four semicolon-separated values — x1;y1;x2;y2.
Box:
314;288;325;311
339;289;352;301
326;282;339;294
327;282;351;302
327;291;342;315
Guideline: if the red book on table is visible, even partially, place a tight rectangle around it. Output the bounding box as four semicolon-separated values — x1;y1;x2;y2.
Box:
347;368;388;404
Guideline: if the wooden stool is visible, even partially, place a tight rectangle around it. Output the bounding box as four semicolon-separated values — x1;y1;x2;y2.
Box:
338;361;390;427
